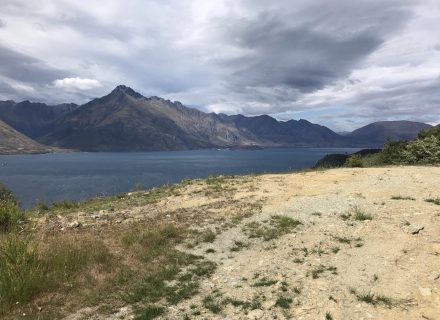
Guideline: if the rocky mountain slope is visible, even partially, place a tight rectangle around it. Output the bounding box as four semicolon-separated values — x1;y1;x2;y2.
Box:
12;166;439;319
0;86;433;151
346;121;432;147
0;100;78;138
0;119;55;154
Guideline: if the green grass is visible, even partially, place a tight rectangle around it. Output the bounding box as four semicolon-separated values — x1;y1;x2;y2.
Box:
425;198;440;205
203;295;222;314
356;293;394;307
391;195;416;201
352;207;372;221
230;240;248;252
134;305;165;320
0;235;113;312
308;265;338;279
243;215;302;241
275;296;292;309
222;297;262;310
325;312;334;320
0;200;24;232
200;229;216;243
252;277;278;287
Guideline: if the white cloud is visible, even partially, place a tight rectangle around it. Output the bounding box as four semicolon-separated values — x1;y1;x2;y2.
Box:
52;77;102;91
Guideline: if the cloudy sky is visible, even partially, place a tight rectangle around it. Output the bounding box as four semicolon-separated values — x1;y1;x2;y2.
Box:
0;0;439;130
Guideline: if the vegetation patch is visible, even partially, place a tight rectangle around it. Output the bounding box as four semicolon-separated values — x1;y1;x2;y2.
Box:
243;215;302;241
391;195;416;201
425;198;440;205
353;291;394;307
308;265;338;279
275;296;293;309
252;277;278;287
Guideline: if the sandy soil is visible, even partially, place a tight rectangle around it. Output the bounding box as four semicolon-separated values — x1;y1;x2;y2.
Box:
51;166;440;320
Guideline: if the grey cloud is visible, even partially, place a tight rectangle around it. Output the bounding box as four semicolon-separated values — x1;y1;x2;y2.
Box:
215;1;413;95
0;18;6;28
0;45;68;84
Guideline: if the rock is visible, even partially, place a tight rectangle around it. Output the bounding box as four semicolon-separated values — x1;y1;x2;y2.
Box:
402;225;424;234
68;220;80;228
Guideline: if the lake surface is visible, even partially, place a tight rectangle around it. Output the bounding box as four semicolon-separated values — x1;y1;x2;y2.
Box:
0;148;359;209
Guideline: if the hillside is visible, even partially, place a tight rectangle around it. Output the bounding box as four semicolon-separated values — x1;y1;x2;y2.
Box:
347;121;432;147
2;167;439;319
0;100;78;138
0;119;55;154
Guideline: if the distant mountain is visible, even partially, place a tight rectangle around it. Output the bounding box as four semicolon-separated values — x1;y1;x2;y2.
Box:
0;100;78;138
0;86;434;152
36;85;349;151
0;119;54;154
346;121;433;147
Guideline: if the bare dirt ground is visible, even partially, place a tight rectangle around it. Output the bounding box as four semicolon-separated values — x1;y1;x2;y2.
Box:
34;166;440;319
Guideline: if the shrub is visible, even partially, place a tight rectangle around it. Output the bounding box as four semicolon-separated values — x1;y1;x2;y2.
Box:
345;155;364;168
0;184;24;232
0;183;17;205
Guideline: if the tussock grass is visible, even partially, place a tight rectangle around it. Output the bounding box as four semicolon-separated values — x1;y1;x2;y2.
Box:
0;235;112;312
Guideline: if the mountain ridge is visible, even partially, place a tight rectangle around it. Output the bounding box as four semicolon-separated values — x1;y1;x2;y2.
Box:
0;85;433;152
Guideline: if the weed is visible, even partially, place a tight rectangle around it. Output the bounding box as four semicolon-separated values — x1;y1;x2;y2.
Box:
308;265;338;279
351;289;394;307
222;297;262;310
134;305;164;320
200;230;216;243
243;215;301;241
325;312;334;320
391;195;415;201
252;277;278;287
293;257;304;264
275;296;292;309
203;295;222;313
205;248;215;253
352;207;372;221
425;198;440;205
331;246;340;254
230;240;248;252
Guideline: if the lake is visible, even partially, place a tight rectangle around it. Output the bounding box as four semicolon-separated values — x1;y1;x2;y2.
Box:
0;148;359;209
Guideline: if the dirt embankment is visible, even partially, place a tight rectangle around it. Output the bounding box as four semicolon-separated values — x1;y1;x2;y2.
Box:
28;167;440;319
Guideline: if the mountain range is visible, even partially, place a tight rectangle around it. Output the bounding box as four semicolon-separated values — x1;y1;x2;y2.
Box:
0;85;433;153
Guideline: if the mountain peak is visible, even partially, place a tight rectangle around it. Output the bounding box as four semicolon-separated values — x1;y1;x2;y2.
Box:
110;85;143;98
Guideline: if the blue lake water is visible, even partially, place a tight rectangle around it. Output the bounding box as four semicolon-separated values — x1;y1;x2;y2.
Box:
0;148;359;209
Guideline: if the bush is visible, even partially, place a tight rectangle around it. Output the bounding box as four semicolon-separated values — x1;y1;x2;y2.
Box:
0;201;23;233
345;155;364;167
0;183;17;205
0;184;24;232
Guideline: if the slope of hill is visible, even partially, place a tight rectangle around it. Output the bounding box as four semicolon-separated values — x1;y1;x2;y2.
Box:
347;121;432;147
0;119;54;154
4;167;439;319
0;100;78;138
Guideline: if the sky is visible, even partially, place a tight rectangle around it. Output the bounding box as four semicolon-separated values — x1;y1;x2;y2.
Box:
0;0;439;131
